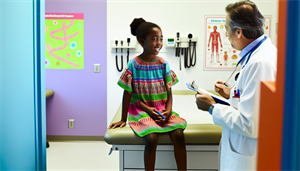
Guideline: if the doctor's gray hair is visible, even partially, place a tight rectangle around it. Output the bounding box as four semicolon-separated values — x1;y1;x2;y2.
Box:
225;0;265;39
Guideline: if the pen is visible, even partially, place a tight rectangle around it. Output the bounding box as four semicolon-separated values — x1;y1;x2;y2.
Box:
157;111;166;120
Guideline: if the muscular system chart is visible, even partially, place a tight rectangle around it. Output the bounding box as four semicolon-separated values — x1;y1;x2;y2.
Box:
204;16;271;70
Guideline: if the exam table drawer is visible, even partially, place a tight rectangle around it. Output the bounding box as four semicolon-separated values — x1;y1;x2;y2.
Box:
124;170;172;171
124;170;215;171
124;151;218;170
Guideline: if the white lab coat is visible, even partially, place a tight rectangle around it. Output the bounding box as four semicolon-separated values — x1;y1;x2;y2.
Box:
212;38;277;171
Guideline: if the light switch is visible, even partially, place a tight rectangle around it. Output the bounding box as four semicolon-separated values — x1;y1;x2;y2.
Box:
94;64;100;73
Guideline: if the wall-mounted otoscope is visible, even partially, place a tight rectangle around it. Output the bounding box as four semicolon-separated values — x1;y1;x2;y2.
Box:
176;32;181;70
187;33;196;67
127;38;130;63
115;40;123;72
167;33;197;70
111;38;141;72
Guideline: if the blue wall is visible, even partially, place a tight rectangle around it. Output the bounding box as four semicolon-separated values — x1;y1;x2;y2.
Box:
282;1;300;170
0;0;46;170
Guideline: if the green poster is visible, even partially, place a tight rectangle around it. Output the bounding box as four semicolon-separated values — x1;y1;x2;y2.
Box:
45;13;84;69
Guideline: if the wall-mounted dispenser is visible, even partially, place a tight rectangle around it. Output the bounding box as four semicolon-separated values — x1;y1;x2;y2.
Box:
166;38;176;47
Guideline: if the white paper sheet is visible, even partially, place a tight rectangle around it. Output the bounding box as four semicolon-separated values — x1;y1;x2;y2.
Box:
173;95;214;124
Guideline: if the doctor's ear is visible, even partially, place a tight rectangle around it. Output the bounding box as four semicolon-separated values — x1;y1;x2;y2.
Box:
237;29;242;38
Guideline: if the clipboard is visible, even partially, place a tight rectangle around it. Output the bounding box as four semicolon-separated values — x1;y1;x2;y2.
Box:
186;81;230;106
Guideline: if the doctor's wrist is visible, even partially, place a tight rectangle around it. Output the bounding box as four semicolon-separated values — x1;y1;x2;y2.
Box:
209;103;216;115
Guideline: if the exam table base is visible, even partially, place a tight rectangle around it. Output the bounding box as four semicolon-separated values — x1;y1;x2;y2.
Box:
111;144;219;171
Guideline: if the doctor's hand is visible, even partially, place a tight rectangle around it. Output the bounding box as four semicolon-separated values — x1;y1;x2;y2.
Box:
195;90;216;111
108;121;126;129
214;80;231;99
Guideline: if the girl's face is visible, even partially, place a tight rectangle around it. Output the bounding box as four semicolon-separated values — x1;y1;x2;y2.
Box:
141;27;163;56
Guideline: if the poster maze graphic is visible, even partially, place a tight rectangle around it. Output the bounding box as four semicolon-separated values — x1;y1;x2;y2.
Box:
45;13;84;69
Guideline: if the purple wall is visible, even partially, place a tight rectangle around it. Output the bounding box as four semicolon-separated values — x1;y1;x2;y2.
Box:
45;0;107;136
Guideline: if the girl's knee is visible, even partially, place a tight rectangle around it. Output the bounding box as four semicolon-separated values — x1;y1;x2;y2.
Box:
172;129;184;138
143;133;159;145
170;129;185;144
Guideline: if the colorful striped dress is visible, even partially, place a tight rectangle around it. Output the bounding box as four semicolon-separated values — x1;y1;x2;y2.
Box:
117;56;187;137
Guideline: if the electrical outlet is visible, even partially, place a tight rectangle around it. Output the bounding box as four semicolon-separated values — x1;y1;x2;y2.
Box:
94;64;100;73
68;119;74;129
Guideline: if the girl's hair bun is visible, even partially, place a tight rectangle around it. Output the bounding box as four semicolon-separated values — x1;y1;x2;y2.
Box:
130;18;146;36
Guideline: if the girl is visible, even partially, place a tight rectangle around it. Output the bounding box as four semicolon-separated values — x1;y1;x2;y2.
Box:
108;18;187;171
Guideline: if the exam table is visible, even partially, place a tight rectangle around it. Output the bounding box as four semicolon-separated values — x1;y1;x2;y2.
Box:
46;89;54;148
104;90;222;171
46;89;54;98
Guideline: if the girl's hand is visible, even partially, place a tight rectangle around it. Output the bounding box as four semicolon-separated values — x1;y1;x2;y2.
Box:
108;121;126;129
156;109;171;124
145;107;165;122
140;102;166;123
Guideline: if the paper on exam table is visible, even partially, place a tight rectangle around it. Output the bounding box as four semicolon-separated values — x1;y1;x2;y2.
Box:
186;82;230;106
173;95;214;124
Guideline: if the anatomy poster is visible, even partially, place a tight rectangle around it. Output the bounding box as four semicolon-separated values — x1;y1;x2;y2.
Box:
204;16;271;70
45;13;84;69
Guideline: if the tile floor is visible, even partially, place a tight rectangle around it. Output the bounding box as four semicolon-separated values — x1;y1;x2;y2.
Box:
46;141;119;171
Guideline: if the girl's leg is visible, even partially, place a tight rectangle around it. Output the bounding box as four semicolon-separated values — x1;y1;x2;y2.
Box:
143;133;159;171
169;128;187;171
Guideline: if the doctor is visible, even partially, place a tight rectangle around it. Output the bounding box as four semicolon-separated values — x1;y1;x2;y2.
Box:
195;0;277;171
